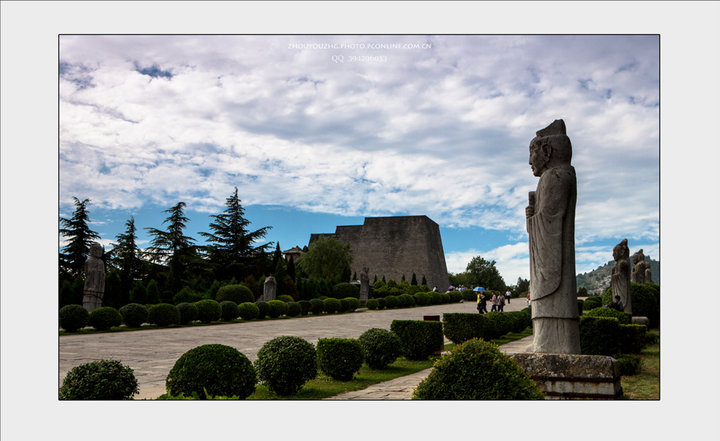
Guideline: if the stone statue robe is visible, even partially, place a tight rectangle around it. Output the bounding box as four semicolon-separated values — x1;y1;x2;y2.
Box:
527;164;580;353
359;268;370;303
611;241;631;314
82;243;105;312
263;276;277;302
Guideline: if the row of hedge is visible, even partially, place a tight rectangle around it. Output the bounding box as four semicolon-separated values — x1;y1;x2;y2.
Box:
577;282;660;327
366;291;463;310
442;308;533;344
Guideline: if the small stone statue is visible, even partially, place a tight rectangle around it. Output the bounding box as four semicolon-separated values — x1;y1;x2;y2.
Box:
263;275;277;302
525;119;581;354
82;242;105;312
631;249;652;284
359;266;370;304
611;239;631;314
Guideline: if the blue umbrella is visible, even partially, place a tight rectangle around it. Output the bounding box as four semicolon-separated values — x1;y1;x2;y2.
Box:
473;286;485;292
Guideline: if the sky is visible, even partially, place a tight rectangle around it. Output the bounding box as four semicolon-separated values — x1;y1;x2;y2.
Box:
58;34;660;284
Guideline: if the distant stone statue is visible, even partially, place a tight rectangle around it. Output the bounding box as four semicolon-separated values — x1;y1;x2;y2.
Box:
631;249;652;284
525;119;581;354
263;275;277;302
82;242;105;312
611;239;631;314
359;266;370;303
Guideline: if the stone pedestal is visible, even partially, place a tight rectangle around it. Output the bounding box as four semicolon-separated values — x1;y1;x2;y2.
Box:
510;353;622;400
631;316;650;326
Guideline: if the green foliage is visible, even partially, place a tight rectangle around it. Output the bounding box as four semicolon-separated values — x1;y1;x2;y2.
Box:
461;290;477;301
413;292;430;306
602;283;660;327
384;295;399;309
448;291;463;303
429;292;443;305
59;304;89;332
254;336;318;396
332;282;360;299
89;307;122;331
580;317;620;355
376;297;386;310
616;354;642;376
277;294;295;303
298;300;311;315
442;313;488;343
358;328;402;369
400;293;416;308
295;236;352;283
412;339;543;400
173;286;203;304
440;292;451;304
343;297;360;312
216;284;255;305
166;344;256;399
176;302;198;325
267;299;289;318
195;299;222;323
309;298;324;315
583;296;603;311
129;280;147;304
619;324;647;354
366;298;379;310
238;302;260;320
255;301;269;318
59;277;85;307
323;297;341;314
460;256;507;291
286;301;302;317
584;307;631;324
59;197;100;277
60;359;139;400
119;303;148;328
147;303;181;327
316;338;364;381
390;320;444;360
146;279;161;304
220;300;240;321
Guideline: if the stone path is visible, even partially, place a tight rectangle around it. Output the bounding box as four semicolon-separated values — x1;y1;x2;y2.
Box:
59;298;531;400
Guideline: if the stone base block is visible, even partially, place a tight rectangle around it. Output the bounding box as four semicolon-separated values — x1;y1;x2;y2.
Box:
631;316;650;326
510;353;622;400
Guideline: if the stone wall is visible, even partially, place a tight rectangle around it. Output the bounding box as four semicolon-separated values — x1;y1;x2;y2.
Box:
309;215;450;292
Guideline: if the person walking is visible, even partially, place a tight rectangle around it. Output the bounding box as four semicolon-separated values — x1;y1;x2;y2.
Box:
505;290;511;304
498;291;506;312
526;293;531;307
490;292;498;312
476;292;487;314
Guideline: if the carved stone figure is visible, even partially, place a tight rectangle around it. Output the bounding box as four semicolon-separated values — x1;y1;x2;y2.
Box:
611;239;631;314
359;266;370;303
263;275;277;302
631;249;652;284
82;242;105;312
525;119;581;354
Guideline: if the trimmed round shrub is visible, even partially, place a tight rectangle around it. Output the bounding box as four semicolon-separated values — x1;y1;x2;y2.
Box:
583;296;603;311
59;304;89;332
220;300;240;321
267;299;289;318
173;287;203;305
580;316;620;355
584;307;631;324
255;301;269;319
176;302;198;325
216;284;255;304
461;290;477;301
391;320;444;360
317;338;364;381
298;300;311;315
440;293;451;304
429;292;443;305
602;283;660;327
616;354;642;376
384;295;399;309
277;294;295;303
286;301;302;317
89;307;122;331
358;328;402;369
323;297;341;313
448;291;463;303
400;294;416;308
147;303;181;327
60;359;138;400
366;298;379;310
413;292;430;306
332;282;360;299
195;299;222;323
238;302;260;320
376;297;386;309
119;303;148;328
309;298;324;315
344;297;360;311
254;336;317;396
338;298;351;312
413;339;544;400
166;344;256;399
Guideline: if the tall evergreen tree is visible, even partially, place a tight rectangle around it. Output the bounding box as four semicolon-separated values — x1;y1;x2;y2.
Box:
271;242;282;272
199;188;271;281
59;197;100;278
146;202;197;293
109;216;143;301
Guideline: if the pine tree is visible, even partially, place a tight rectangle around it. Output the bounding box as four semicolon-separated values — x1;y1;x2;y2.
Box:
146;202;197;293
411;273;418;285
109;216;143;301
271;242;282;272
421;275;427;286
59;197;100;278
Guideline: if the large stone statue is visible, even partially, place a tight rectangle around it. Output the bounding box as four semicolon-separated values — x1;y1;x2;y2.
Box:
525;119;581;354
82;242;105;312
631;249;652;284
359;266;370;304
611;239;631;314
263;275;277;302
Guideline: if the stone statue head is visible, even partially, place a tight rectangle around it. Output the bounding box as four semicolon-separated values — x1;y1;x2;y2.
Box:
89;242;104;258
613;239;629;261
529;119;572;176
631;249;645;265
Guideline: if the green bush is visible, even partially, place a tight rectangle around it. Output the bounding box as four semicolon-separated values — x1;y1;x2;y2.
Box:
440;293;451;304
286;301;302;317
333;282;360;299
461;290;477;301
616;354;642;376
583;296;602;311
166;344;256;399
366;298;379;310
483;312;512;339
413;292;430;306
89;307;122;331
443;313;488;344
59;304;89;332
412;339;544;400
390;320;444;360
376;297;386;309
343;297;360;312
195;299;222;323
448;291;463;303
147;303;181;327
267;299;289;318
298;300;311;315
238;302;260;320
603;283;660;327
584;307;631;324
384;295;399;309
323;297;341;314
580;317;620;355
176;302;198;325
619;324;647;354
278;294;295;303
119;303;148;328
508;310;532;333
173;287;203;305
216;284;255;305
309;298;324;315
60;360;138;400
577;299;584;315
220;301;240;321
338;298;351;312
316;338;364;381
400;293;416;308
254;336;317;396
255;301;269;319
358;328;402;369
429;292;443;305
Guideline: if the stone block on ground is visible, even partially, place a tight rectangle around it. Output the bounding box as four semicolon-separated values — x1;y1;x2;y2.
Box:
631;316;650;326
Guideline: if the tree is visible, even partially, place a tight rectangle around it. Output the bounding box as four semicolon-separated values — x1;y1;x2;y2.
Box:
108;216;144;302
59;197;100;278
295;237;352;283
200;188;271;281
411;273;418;285
146;202;197;293
464;256;506;291
515;277;530;294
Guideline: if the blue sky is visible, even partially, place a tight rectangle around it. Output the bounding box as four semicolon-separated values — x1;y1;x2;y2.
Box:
58;34;660;284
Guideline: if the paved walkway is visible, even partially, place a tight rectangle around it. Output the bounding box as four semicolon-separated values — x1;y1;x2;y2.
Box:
59;298;531;400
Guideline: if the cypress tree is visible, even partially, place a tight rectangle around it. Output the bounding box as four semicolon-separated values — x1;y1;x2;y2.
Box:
411;273;418;285
59;197;100;278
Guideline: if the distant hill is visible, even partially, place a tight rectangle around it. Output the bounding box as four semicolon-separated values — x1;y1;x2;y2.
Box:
576;257;659;296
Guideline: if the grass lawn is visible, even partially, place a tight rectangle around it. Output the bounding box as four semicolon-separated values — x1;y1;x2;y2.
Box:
621;329;660;400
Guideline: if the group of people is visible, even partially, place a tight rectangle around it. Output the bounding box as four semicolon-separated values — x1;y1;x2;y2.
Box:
476;291;513;314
